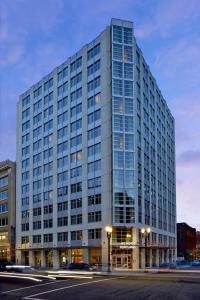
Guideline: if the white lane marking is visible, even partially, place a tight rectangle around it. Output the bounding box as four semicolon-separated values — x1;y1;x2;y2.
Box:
0;274;42;282
24;277;125;299
3;280;67;294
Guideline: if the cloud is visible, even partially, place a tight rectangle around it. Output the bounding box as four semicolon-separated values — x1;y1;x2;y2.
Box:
177;150;200;167
135;0;200;38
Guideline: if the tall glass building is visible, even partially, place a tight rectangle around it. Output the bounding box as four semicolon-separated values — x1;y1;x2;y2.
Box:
16;19;176;269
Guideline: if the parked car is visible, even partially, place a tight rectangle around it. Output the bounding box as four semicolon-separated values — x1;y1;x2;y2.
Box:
159;263;176;269
67;263;93;271
4;265;35;273
191;260;200;266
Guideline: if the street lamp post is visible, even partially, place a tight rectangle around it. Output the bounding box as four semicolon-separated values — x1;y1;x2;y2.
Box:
105;226;112;273
141;228;151;268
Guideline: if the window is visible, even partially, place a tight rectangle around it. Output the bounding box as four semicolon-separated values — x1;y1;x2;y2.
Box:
114;133;123;150
33;112;42;125
58;96;68;110
113;25;122;43
88;109;101;124
114;151;123;168
88;228;101;239
0;190;8;200
34;100;42;113
58;216;68;227
22;197;29;206
44;78;53;91
44;190;53;201
21;236;29;244
22;95;30;107
44;148;53;160
57;171;68;183
22;133;30;144
44;205;53;214
44;233;53;243
70;166;82;178
22;120;30;132
71;73;82;87
33;180;41;190
57;156;68;169
33;126;42;138
43;162;53;173
124;46;133;62
33;207;41;216
124;80;133;97
71;88;82;103
21;223;29;231
58;67;68;81
70;151;82;164
58;82;68;96
88;194;101;206
57;141;68;153
57;186;68;197
71;57;82;72
21;210;29;218
71;135;82;148
124;27;132;44
88;60;100;76
87;43;100;60
43;176;53;188
57;232;68;242
71;230;82;240
22;107;30;120
113;97;123;113
125;98;133;114
0;231;8;242
113;79;122;95
44;120;53;132
115;207;124;223
33;193;41;203
113;44;122;60
88;93;101;109
88;160;101;173
113;61;122;78
71;103;82;118
88;211;101;223
71;119;82;132
33;235;41;243
71;214;82;225
71;182;82;193
34;86;42;98
43;219;53;228
125;116;133;132
88;76;100;92
57;201;68;211
124;63;133;79
33;140;42;152
114;115;123;131
0;217;8;226
88;126;101;140
57;126;67;139
44;106;53;118
71;198;82;209
88;143;101;157
44;92;53;106
88;177;101;189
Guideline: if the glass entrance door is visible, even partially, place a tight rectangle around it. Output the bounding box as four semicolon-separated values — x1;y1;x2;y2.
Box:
112;254;132;269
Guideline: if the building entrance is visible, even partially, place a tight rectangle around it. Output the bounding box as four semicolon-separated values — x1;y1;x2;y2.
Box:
112;248;132;269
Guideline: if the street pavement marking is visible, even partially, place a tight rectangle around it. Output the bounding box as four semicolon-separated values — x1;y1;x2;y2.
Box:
2;280;67;294
23;277;125;299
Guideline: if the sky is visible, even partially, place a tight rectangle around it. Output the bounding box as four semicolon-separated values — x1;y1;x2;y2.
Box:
0;0;200;230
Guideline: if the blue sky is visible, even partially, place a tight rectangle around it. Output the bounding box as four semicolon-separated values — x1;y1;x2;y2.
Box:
0;0;200;229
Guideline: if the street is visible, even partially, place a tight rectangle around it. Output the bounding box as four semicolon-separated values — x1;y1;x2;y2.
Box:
1;274;200;300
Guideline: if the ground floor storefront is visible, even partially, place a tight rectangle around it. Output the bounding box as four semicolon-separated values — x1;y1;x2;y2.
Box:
16;246;175;270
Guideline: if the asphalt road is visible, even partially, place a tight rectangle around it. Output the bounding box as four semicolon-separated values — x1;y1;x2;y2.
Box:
1;275;200;300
